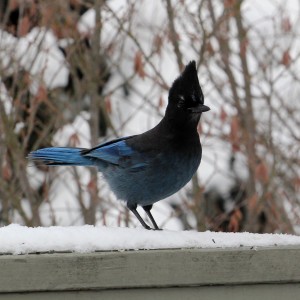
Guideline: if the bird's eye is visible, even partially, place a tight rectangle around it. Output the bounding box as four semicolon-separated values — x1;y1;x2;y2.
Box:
191;94;197;103
177;95;185;108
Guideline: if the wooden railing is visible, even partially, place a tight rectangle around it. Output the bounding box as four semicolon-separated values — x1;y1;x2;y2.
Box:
0;246;299;299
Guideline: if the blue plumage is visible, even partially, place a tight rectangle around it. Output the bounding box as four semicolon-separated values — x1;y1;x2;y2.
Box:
28;147;91;166
84;137;147;169
28;61;210;230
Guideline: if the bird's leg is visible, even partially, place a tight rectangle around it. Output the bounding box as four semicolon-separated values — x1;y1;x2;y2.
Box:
143;205;160;230
127;203;152;230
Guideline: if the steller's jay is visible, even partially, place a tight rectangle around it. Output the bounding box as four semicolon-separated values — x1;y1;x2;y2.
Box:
28;61;210;230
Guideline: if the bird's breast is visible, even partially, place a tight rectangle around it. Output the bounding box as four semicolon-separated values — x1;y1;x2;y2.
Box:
104;145;202;206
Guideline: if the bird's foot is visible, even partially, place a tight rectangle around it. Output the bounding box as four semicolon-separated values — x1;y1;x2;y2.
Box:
142;224;162;230
143;224;152;230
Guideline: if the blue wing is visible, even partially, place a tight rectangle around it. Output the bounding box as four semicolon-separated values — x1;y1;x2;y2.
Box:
82;136;149;171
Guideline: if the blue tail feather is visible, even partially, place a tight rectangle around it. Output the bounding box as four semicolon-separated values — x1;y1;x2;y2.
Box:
28;147;93;166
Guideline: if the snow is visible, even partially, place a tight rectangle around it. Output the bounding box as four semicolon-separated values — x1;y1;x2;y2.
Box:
0;28;68;90
0;224;299;255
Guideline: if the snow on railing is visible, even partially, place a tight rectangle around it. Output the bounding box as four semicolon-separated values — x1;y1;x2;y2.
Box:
0;225;300;298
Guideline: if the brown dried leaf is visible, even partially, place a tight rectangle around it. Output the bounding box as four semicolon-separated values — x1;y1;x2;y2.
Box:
224;0;238;17
281;17;292;32
35;85;47;103
255;161;269;184
248;193;258;211
19;16;31;37
205;40;215;56
69;133;80;147
228;209;242;232
293;177;300;190
281;50;291;67
105;96;112;114
134;51;146;79
2;162;12;181
229;115;240;152
9;0;18;10
235;208;243;221
158;96;164;109
154;34;163;54
167;29;180;43
224;0;237;9
87;179;96;193
265;192;272;201
240;38;248;57
220;107;227;122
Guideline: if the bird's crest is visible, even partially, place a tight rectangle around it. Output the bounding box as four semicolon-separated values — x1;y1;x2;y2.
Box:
168;61;204;108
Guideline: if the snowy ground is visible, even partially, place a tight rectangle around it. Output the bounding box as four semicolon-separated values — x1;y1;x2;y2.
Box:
0;224;300;255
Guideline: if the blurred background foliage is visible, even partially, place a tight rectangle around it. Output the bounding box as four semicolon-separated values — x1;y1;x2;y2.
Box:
0;0;299;233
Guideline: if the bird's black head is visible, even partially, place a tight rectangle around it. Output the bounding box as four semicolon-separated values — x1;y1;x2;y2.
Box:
167;61;210;118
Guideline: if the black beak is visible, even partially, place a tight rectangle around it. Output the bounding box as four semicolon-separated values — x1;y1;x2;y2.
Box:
188;104;210;113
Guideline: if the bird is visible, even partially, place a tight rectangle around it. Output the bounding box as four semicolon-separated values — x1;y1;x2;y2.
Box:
28;61;210;230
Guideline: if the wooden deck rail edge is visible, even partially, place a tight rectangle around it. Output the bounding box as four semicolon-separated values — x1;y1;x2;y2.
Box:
0;246;299;293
